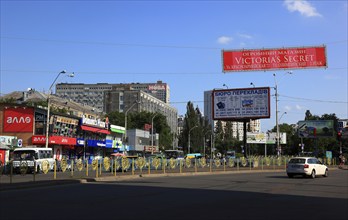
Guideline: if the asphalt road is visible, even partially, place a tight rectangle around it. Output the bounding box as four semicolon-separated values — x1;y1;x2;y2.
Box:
0;170;347;220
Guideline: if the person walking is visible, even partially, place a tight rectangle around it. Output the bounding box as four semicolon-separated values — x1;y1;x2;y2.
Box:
338;154;345;169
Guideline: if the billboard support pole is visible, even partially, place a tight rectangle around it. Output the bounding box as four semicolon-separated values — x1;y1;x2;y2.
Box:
243;120;247;158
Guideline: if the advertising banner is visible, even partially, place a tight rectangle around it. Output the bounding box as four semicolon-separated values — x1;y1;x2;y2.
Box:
247;132;286;144
297;120;334;138
222;46;327;72
32;135;76;145
54;146;62;161
212;87;270;120
3;107;34;132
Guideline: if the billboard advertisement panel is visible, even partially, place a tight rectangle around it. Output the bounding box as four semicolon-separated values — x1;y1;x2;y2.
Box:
247;132;286;144
297;120;334;138
222;45;327;72
212;87;270;120
3;107;34;132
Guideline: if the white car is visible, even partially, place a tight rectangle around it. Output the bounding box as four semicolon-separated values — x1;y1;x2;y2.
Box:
286;157;328;178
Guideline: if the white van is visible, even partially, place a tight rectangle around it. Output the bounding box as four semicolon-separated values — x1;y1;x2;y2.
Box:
12;147;55;174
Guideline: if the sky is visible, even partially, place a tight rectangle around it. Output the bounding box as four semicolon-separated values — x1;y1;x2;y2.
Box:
1;0;347;132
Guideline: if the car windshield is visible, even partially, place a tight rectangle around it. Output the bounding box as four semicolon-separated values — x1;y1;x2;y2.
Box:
289;158;306;164
13;150;37;160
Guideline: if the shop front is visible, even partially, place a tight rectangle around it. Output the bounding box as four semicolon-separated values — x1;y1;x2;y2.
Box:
78;117;110;163
32;135;77;160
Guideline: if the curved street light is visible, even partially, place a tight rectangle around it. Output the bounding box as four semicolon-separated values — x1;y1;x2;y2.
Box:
273;72;292;156
151;113;159;147
45;70;74;148
124;100;141;152
188;125;198;154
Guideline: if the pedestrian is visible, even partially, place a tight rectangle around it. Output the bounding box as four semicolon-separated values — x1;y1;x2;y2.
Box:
342;155;346;168
338;154;343;169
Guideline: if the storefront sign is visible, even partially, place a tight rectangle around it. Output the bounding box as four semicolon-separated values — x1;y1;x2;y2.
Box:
82;117;107;129
222;46;327;72
32;135;76;145
76;138;85;146
55;116;79;125
3;107;34;132
105;139;113;148
87;140;106;147
50;136;76;145
32;135;46;144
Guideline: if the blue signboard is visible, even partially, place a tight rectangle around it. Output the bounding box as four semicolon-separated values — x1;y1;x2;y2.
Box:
105;139;113;148
87;140;106;147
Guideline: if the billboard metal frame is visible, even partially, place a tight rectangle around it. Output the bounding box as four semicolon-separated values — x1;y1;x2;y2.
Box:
212;87;271;120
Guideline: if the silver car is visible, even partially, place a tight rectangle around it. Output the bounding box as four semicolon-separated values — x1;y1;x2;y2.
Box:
286;157;328;178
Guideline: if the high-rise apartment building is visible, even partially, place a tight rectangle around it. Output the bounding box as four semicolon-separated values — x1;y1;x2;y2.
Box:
55;81;177;137
104;90;177;134
55;81;170;112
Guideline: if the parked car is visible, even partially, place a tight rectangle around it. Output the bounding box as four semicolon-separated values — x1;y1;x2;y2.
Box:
286;157;328;178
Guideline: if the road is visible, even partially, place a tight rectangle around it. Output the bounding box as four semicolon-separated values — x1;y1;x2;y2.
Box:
0;169;347;220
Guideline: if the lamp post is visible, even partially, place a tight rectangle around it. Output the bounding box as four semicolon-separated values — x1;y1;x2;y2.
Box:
273;73;280;156
273;72;292;156
223;84;228;89
124;100;140;152
203;130;212;157
279;112;287;123
45;70;74;148
188;125;198;154
151;113;158;148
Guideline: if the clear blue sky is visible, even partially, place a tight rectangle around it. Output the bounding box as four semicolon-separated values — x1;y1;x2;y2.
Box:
1;0;347;132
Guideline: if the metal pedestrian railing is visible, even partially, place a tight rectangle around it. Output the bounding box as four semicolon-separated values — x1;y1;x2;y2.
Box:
0;156;339;184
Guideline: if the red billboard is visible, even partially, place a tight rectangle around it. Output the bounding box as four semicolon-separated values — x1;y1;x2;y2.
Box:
3;107;34;132
222;46;327;72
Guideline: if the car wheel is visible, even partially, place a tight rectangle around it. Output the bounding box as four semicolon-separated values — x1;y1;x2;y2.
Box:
287;173;293;178
311;170;316;179
323;169;328;177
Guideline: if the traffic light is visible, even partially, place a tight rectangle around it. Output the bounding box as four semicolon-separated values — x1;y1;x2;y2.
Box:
337;131;342;141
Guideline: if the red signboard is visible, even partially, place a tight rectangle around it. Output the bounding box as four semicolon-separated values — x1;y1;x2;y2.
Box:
32;135;46;144
32;135;76;145
3;107;34;132
222;46;327;72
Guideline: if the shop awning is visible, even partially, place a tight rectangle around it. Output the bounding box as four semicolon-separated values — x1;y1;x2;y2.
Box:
81;125;110;134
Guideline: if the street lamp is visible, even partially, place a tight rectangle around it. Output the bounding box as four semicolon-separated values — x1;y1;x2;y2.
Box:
203;130;212;156
273;72;292;156
223;84;229;89
279;112;287;123
45;70;74;148
250;82;256;88
151;113;158;147
273;73;280;156
188;125;198;154
124;100;141;152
